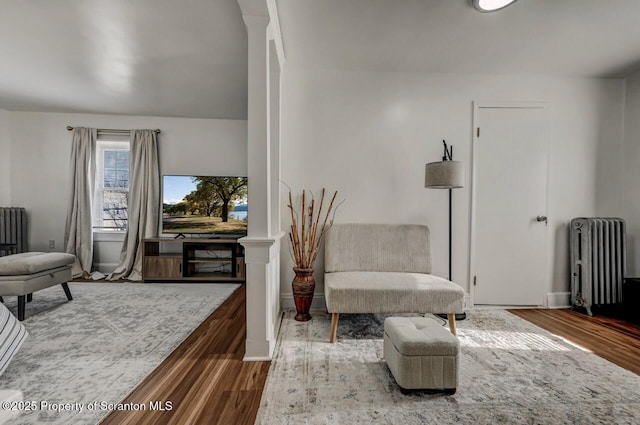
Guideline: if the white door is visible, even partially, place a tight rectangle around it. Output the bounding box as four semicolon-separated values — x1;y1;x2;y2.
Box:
472;103;549;306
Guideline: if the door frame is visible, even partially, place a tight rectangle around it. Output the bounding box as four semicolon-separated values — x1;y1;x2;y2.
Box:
468;100;549;307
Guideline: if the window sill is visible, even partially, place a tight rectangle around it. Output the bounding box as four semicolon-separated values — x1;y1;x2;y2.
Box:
93;232;126;242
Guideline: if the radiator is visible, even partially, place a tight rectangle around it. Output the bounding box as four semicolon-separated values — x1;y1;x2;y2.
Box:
570;217;626;316
0;207;28;255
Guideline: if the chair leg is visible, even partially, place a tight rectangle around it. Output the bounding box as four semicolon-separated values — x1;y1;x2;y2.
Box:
330;313;339;343
447;313;457;336
399;386;411;395
61;282;73;301
27;293;32;303
18;295;26;321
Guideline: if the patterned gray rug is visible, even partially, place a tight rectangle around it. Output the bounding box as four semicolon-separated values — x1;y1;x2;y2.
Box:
257;310;640;424
0;282;240;425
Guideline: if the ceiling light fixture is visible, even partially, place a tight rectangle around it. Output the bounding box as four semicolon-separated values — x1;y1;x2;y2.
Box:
472;0;518;13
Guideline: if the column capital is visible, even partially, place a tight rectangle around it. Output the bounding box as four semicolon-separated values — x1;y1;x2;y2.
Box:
239;232;285;263
237;0;268;17
242;14;269;29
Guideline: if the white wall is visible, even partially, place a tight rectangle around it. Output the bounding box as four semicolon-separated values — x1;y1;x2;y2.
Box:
6;111;247;268
280;69;625;306
0;108;10;205
623;72;640;276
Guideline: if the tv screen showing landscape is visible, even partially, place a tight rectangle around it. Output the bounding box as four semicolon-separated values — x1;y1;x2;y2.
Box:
162;175;248;235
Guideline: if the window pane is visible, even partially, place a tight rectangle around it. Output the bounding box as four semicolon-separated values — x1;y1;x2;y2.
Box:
116;150;129;169
103;190;128;229
104;169;117;188
103;149;129;189
116;170;129;188
96;144;129;231
104;151;116;169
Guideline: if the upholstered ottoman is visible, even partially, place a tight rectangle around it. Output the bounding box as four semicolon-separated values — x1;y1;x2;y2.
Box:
384;317;460;395
0;252;75;320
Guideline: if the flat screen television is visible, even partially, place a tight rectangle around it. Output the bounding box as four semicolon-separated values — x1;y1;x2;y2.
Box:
162;175;248;236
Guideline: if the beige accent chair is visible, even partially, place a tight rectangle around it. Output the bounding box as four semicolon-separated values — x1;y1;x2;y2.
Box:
324;223;465;343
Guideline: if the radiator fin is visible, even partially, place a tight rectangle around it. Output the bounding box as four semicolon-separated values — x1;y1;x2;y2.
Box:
570;217;625;316
0;207;28;255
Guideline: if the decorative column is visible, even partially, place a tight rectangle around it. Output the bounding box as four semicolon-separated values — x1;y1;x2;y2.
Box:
269;41;282;320
269;42;281;243
244;14;271;239
238;7;285;360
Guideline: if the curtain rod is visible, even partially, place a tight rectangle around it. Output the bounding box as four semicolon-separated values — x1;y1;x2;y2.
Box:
66;126;161;134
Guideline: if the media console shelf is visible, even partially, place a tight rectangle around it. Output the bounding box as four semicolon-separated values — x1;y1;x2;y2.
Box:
142;238;245;283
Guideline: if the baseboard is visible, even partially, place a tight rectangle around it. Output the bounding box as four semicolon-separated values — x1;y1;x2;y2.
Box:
93;263;118;274
243;356;272;361
546;292;571;309
464;293;470;309
281;292;326;311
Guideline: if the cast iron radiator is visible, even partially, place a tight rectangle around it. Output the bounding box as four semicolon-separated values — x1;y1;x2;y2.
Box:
570;217;626;316
0;207;28;255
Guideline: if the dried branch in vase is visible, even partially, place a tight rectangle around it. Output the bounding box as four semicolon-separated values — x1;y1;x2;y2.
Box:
287;188;340;270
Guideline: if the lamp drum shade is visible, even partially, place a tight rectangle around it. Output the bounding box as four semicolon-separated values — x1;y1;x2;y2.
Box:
425;161;464;189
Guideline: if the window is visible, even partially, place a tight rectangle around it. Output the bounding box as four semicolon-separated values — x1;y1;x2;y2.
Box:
94;141;129;232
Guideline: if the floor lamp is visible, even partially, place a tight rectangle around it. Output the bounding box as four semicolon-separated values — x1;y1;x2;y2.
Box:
425;140;466;321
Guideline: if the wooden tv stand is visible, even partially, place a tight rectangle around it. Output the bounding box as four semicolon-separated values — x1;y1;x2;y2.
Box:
142;238;245;283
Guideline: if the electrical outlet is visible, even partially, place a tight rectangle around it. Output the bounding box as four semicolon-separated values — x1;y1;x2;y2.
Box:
49;240;55;249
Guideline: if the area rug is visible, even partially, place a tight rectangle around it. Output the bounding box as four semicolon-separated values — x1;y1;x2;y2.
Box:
0;282;240;425
257;310;640;424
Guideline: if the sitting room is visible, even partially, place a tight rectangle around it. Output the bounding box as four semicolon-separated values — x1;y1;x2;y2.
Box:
0;1;639;424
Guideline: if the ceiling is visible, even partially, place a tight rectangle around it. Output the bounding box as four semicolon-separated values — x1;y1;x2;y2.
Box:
0;0;247;119
277;0;640;78
2;0;640;119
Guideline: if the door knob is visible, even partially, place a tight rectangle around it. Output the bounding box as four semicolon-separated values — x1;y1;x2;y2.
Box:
536;215;548;224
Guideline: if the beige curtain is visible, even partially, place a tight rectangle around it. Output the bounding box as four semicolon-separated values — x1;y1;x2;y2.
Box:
109;130;159;281
64;127;97;277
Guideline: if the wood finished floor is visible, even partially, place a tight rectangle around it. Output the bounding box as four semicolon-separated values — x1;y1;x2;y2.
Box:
100;285;270;425
510;308;640;375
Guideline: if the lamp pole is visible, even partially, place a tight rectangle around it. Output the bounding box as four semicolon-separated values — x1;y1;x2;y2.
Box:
425;140;466;320
440;140;454;281
448;187;452;281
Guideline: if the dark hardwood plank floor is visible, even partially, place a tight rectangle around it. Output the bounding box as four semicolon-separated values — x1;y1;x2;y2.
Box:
510;308;640;375
100;285;270;425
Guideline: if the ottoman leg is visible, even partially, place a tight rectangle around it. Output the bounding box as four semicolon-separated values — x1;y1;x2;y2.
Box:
27;293;32;302
17;295;26;321
61;282;73;301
